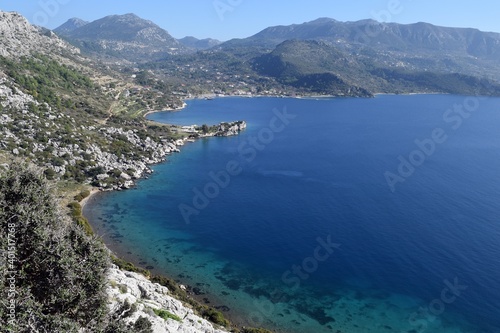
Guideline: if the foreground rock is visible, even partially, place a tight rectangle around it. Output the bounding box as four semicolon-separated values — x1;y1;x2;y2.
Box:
107;265;230;333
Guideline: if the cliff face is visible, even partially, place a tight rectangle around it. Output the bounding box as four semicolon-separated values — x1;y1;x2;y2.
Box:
107;266;230;333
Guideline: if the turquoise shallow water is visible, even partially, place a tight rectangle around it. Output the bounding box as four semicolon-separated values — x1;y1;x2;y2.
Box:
85;95;500;333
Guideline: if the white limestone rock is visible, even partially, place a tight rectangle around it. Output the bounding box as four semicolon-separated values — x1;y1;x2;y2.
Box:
107;265;230;333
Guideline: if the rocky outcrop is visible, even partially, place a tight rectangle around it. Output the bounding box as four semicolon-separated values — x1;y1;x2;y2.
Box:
214;121;247;137
0;11;79;58
107;265;230;333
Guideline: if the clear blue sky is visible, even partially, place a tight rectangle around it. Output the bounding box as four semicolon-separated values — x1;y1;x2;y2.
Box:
1;0;500;41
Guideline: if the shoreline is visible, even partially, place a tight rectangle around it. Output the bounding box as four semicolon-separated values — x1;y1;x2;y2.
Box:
81;92;418;329
82;192;253;330
142;92;373;118
82;93;463;332
80;188;101;210
81;100;255;329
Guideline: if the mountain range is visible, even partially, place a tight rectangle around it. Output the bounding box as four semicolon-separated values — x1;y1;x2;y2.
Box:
52;13;500;96
55;14;220;62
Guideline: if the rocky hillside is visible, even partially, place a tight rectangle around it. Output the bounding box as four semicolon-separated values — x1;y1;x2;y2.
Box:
55;14;188;62
0;10;188;190
107;266;230;333
0;11;79;58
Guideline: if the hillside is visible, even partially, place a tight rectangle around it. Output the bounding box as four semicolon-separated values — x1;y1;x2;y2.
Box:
55;14;187;62
0;10;268;333
0;10;200;188
0;11;80;58
178;36;221;50
138;17;500;97
221;18;500;80
51;13;500;97
250;39;500;96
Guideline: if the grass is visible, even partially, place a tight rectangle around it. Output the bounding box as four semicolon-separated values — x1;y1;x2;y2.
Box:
153;309;182;322
111;256;151;277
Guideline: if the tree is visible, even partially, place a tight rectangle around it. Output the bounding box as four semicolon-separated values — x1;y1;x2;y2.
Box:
0;164;110;332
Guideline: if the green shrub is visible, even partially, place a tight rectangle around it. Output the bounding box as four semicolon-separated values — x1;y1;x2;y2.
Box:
202;307;229;327
133;316;153;333
67;201;93;235
112;256;150;277
241;328;274;333
74;189;91;202
153;309;182;322
0;164;109;332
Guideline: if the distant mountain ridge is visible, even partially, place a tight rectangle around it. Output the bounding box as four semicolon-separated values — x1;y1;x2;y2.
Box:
178;36;221;50
51;13;500;96
55;13;187;62
226;17;500;59
53;17;88;34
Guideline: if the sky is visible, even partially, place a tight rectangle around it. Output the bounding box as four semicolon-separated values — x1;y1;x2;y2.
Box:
1;0;500;41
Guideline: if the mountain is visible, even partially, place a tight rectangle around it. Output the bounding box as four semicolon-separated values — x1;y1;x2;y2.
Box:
178;36;221;50
226;17;500;57
250;39;500;96
221;18;500;79
0;11;80;58
55;13;188;62
252;39;371;96
53;17;88;34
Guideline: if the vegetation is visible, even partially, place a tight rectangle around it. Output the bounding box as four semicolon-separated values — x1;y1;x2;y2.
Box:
241;328;274;333
111;256;151;277
74;189;91;202
153;309;182;322
67;201;94;235
0;165;109;332
0;55;107;118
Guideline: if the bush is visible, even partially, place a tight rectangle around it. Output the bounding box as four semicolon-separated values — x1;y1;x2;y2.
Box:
67;201;93;235
112;256;150;277
153;309;182;322
202;307;229;327
0;164;110;332
241;328;274;333
74;189;91;202
133;316;153;333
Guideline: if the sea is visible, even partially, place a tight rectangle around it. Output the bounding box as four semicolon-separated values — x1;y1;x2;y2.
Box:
84;95;500;333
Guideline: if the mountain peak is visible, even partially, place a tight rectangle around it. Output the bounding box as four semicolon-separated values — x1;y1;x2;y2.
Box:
54;17;88;34
54;12;187;62
308;17;337;24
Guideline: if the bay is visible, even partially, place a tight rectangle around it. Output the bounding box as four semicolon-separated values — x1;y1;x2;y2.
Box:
85;95;500;333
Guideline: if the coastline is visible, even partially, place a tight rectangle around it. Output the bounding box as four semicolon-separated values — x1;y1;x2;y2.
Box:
80;93;472;332
80;188;100;210
81;99;254;329
82;93;368;326
82;191;253;330
143;92;362;118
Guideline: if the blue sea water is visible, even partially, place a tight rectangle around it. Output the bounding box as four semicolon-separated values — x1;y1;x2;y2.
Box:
84;95;500;333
